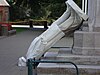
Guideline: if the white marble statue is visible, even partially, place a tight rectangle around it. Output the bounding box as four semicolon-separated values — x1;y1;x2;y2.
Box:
18;0;88;66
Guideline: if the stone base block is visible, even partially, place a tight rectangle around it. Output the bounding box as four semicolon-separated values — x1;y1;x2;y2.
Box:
73;31;100;55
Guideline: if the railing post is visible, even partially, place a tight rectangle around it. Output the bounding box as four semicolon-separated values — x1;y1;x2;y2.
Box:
27;59;33;75
27;59;37;75
27;59;79;75
69;62;79;75
33;58;37;75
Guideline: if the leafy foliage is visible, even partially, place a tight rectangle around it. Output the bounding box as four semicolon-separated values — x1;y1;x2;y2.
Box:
7;0;81;21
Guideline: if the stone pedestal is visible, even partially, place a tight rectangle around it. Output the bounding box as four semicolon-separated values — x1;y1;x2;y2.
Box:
73;31;100;55
73;0;100;55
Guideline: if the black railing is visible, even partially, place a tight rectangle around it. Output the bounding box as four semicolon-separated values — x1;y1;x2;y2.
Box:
27;59;79;75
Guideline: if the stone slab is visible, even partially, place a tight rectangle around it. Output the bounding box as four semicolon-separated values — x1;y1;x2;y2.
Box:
41;48;100;65
37;63;100;75
57;54;100;65
44;48;59;57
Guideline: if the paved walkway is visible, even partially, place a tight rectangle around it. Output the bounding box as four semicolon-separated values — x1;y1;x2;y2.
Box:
0;29;44;75
0;29;73;75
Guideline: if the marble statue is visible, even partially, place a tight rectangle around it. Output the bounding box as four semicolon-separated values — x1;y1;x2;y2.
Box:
18;0;88;66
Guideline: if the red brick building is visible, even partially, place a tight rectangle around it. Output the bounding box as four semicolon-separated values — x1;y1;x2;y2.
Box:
0;0;10;22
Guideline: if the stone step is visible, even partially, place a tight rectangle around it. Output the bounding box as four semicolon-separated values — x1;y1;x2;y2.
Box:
57;54;100;65
59;47;72;54
43;47;72;60
44;48;100;65
43;53;100;65
46;47;72;55
37;63;100;75
38;47;100;75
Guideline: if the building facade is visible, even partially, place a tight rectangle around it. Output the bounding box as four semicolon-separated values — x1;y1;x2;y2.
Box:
0;0;10;22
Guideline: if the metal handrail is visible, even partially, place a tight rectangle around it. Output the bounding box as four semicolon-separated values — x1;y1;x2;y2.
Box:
27;59;79;75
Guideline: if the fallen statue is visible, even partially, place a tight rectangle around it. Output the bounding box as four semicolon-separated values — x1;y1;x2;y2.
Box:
18;0;88;66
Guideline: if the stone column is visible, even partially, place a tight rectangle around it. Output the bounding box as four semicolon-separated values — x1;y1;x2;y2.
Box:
73;0;100;55
88;0;100;32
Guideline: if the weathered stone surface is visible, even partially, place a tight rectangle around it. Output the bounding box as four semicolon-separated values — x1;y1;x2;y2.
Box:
37;39;100;75
37;1;100;75
88;0;100;32
40;47;100;65
37;63;100;75
73;31;100;55
73;31;83;48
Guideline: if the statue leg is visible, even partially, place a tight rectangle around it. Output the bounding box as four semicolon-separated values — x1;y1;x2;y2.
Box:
18;0;88;66
26;3;73;60
54;3;71;25
26;2;83;60
26;23;65;60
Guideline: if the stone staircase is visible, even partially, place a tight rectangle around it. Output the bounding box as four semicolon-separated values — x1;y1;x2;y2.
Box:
37;47;100;75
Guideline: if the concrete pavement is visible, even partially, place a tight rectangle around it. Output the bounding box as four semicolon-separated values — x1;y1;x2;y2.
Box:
0;29;44;75
0;29;73;75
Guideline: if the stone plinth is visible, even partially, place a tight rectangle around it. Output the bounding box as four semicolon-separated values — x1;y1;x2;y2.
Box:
73;31;100;55
73;0;100;59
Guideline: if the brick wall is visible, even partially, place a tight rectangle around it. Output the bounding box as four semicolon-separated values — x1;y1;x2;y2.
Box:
0;6;9;22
